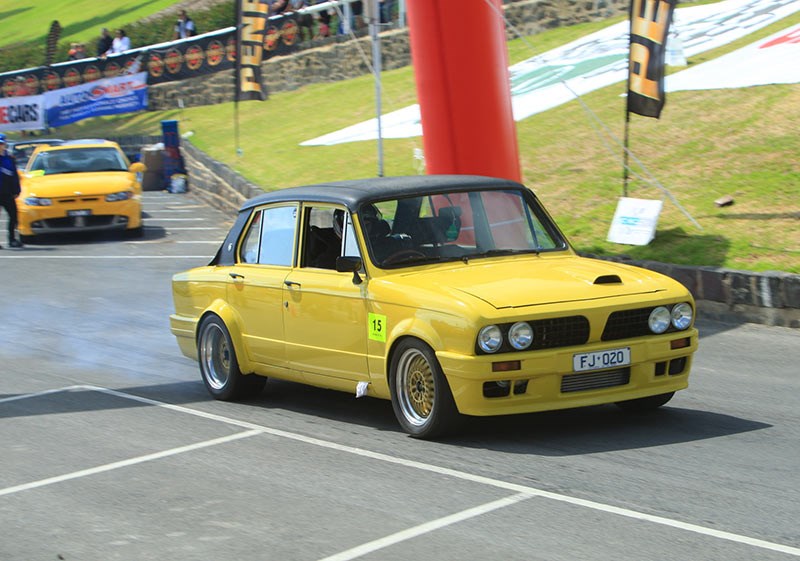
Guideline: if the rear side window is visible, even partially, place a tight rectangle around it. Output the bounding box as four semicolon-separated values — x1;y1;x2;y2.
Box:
238;205;298;266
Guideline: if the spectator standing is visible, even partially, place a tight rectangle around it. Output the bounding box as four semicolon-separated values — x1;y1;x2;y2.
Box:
0;134;23;248
315;6;332;38
68;42;87;60
96;28;113;57
173;9;197;40
289;0;313;41
109;29;131;54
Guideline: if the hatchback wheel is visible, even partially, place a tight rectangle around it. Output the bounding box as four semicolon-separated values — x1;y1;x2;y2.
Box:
198;315;265;400
389;339;460;439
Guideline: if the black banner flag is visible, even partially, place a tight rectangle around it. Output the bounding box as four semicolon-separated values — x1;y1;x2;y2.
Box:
236;0;270;102
627;0;676;119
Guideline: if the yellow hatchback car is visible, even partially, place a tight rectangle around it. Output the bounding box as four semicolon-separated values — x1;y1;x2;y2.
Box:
170;176;698;438
18;141;146;239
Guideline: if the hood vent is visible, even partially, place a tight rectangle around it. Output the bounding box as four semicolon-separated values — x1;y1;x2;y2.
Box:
594;274;622;285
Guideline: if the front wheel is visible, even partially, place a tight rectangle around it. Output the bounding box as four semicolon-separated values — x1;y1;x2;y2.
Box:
615;391;674;413
389;339;461;439
197;315;265;401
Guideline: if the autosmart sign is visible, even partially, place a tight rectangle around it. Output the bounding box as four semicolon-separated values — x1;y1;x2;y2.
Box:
58;79;143;106
0;96;45;131
44;72;148;128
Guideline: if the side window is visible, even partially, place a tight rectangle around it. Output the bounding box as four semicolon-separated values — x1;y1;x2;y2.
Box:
239;210;263;264
302;206;359;269
259;205;297;266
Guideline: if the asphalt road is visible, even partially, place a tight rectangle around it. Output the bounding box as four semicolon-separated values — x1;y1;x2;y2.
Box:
1;191;799;561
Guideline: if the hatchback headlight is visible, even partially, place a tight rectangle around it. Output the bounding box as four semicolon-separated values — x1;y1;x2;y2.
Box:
24;196;52;206
105;191;133;202
671;302;693;330
478;325;503;354
508;322;533;350
648;306;671;334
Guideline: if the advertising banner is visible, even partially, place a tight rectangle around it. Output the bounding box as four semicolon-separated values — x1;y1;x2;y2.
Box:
0;28;237;99
627;0;677;118
43;72;148;128
0;94;46;132
237;0;270;101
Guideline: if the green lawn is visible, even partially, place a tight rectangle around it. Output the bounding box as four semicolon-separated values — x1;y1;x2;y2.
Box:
0;0;180;48
9;5;800;273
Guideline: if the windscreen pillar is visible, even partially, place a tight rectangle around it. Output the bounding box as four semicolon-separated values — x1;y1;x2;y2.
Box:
406;0;521;182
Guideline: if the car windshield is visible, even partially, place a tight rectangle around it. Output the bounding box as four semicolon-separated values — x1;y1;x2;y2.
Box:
361;188;568;268
28;147;128;175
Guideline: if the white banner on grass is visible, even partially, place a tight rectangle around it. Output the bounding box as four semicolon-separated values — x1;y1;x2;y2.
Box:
666;23;800;91
0;94;45;132
301;0;800;146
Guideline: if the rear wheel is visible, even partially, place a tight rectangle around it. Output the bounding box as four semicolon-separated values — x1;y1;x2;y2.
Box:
615;391;674;413
389;339;461;439
197;315;265;400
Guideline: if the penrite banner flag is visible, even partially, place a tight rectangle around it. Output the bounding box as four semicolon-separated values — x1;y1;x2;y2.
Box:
236;0;270;101
627;0;677;118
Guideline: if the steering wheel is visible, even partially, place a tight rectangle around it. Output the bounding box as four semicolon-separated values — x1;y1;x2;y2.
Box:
382;249;427;266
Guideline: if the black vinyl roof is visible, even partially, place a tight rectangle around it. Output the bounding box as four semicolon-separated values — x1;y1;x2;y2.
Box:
239;175;526;213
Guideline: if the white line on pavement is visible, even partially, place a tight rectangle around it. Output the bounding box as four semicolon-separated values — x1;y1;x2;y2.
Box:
0;430;263;498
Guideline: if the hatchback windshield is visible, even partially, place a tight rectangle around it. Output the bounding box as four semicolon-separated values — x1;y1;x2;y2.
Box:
28;147;128;175
360;188;567;268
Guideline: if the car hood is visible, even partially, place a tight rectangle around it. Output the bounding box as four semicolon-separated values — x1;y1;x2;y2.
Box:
400;256;670;309
22;171;135;197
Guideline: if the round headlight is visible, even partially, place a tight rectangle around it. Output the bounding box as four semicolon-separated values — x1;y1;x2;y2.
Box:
671;302;693;330
508;322;533;350
478;325;503;354
648;306;671;334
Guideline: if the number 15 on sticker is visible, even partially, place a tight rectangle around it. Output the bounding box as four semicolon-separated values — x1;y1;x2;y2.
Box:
368;313;387;342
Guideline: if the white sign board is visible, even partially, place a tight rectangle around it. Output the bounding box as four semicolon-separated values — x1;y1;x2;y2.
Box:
607;198;664;246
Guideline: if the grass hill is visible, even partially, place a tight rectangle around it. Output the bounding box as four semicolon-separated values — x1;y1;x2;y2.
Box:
4;2;799;273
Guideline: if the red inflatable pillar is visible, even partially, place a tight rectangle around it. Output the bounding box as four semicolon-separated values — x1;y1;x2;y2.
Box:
406;0;521;182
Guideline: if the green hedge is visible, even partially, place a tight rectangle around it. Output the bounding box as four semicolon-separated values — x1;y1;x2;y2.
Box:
0;2;236;74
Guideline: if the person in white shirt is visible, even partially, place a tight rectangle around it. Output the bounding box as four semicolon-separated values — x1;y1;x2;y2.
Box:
108;29;131;54
173;10;197;39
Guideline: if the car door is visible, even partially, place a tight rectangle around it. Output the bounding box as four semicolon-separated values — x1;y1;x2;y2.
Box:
226;204;297;370
282;205;369;382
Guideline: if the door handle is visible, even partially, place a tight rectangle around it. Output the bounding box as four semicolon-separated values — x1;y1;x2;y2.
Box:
229;272;245;280
284;280;301;288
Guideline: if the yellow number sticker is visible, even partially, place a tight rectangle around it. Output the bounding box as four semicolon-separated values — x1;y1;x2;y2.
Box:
368;313;387;342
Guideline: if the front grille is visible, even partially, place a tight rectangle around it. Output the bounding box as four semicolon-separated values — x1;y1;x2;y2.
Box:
602;308;653;341
43;216;116;228
561;368;630;393
531;316;590;350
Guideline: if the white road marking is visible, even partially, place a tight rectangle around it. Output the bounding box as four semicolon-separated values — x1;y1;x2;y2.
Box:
317;493;534;561
0;430;262;498
144;226;222;230
141;217;204;221
6;385;800;558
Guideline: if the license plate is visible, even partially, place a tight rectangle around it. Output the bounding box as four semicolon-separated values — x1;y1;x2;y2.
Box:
68;209;91;217
573;347;631;372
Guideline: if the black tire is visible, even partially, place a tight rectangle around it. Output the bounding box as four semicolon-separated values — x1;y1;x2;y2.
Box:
615;391;674;413
125;225;144;238
389;339;461;439
197;315;266;401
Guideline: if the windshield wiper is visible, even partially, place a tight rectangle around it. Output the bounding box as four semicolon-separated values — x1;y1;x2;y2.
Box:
382;254;446;267
471;248;540;259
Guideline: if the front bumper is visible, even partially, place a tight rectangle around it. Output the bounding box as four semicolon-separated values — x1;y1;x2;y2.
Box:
17;199;141;235
437;328;698;416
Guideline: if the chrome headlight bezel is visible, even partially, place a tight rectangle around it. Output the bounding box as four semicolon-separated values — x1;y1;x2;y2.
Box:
24;196;52;206
477;325;503;354
508;321;533;350
105;190;133;202
671;302;693;330
648;306;671;334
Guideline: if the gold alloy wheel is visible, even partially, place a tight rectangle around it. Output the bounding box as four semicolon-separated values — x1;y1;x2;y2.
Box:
396;347;436;426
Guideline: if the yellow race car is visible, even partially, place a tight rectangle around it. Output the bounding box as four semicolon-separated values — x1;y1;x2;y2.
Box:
170;175;698;439
18;140;146;239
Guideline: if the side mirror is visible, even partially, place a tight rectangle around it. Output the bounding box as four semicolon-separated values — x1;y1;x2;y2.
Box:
336;256;364;285
129;162;146;173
